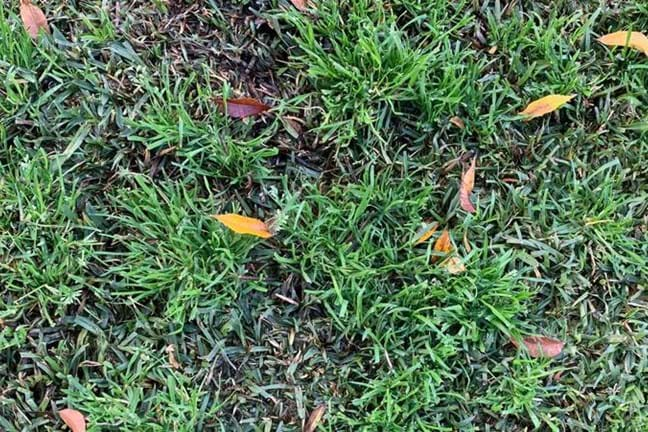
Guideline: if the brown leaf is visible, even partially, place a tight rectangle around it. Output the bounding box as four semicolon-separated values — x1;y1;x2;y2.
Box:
59;409;86;432
459;157;476;213
165;345;181;369
441;256;466;274
449;116;465;129
304;405;326;432
290;0;309;11
216;97;270;119
519;94;575;120
512;336;565;358
413;222;438;245
20;0;49;38
433;230;452;255
598;31;648;56
212;214;273;238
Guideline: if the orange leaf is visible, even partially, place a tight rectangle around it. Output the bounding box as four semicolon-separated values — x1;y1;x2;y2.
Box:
433;229;452;255
441;256;466;274
59;409;86;432
519;94;575;119
459;157;476;213
413;222;438;245
512;336;564;358
290;0;309;11
213;214;273;238
598;31;648;56
304;405;326;432
449;116;465;129
20;0;49;38
216;97;270;119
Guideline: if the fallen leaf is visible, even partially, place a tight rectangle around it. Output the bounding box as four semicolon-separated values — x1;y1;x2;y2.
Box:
459;157;476;213
449;116;465;129
512;336;565;358
433;229;452;255
216;97;270;119
290;0;309;11
59;409;86;432
413;222;438;245
165;345;181;369
304;405;326;432
598;31;648;56
213;214;273;238
20;0;49;38
442;256;466;274
488;45;498;55
519;94;575;120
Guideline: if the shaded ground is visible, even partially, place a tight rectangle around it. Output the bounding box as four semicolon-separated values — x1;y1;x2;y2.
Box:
1;0;647;431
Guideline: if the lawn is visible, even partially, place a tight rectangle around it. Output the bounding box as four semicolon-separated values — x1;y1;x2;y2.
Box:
1;0;647;431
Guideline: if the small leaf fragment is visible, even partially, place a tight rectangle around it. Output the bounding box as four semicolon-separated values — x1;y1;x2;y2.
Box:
213;214;273;238
413;222;438;245
442;256;466;274
459;157;476;213
598;31;648;56
290;0;309;11
165;345;181;369
512;336;565;358
304;405;326;432
20;0;49;38
519;94;575;119
449;116;465;129
433;229;452;255
216;97;270;119
59;409;86;432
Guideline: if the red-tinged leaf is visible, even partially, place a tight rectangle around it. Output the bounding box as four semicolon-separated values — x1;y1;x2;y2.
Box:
216;97;270;119
413;222;438;245
304;405;326;432
449;116;465;129
290;0;309;11
212;214;273;238
59;409;86;432
598;31;648;56
433;230;452;255
512;336;565;358
20;0;49;38
519;94;575;119
459;157;476;213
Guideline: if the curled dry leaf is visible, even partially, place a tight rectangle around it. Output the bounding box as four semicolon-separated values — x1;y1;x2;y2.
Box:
433;229;452;255
165;345;181;369
304;405;326;432
59;409;86;432
216;97;270;119
519;94;575;120
459;157;476;213
598;31;648;56
449;116;465;129
413;222;438;245
20;0;49;38
290;0;309;11
213;214;273;239
441;256;466;274
512;336;565;358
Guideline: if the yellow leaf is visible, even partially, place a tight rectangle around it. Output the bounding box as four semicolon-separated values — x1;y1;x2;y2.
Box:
20;0;49;39
519;94;575;119
433;230;452;255
459;157;476;213
442;256;466;274
212;214;273;238
598;31;648;56
59;409;86;432
413;222;438;245
304;405;326;432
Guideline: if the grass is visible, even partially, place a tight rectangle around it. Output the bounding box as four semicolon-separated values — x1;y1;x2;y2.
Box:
1;0;647;431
